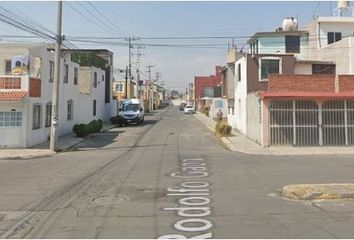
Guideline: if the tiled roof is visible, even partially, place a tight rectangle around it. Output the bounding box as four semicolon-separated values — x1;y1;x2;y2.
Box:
0;91;27;101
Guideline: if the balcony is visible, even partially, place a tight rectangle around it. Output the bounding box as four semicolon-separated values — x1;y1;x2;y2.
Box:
0;75;41;98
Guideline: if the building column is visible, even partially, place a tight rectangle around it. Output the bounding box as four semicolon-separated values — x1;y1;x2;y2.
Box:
316;100;324;146
262;99;270;147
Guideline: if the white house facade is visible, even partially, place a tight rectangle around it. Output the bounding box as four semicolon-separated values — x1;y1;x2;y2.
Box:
0;43;115;148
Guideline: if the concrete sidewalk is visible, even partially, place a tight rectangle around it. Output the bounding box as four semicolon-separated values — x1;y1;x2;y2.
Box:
194;111;354;155
0;122;116;160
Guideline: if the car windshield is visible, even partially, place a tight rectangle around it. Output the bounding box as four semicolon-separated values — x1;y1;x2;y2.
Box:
124;104;140;112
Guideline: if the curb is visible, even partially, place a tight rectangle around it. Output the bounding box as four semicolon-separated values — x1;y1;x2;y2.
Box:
0;150;56;160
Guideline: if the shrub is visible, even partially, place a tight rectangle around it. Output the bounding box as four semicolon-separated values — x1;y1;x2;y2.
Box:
85;123;95;135
110;115;125;126
97;119;103;132
89;120;102;133
215;121;232;137
73;123;88;137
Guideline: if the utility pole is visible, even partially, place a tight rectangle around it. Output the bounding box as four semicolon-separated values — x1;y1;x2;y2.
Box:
125;37;140;83
125;66;128;99
146;65;155;111
50;1;63;152
132;45;144;101
155;72;161;82
136;68;141;100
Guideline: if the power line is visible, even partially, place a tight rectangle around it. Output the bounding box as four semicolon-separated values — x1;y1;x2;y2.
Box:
86;2;129;36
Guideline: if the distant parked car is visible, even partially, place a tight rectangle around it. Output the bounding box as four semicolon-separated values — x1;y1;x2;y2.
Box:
179;102;186;111
184;105;195;114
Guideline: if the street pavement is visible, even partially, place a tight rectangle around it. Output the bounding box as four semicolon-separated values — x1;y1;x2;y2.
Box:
0;107;354;238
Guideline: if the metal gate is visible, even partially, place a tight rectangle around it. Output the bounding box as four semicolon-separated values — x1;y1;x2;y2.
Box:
269;100;354;146
270;100;318;146
269;100;293;146
322;100;354;146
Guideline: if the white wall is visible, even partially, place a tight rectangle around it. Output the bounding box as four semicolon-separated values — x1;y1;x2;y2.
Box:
294;63;312;74
0;43;114;147
246;93;262;144
234;56;248;135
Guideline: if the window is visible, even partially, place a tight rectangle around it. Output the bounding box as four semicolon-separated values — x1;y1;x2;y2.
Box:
115;83;123;92
93;100;97;116
32;104;41;129
67;100;73;120
5;60;12;74
102;74;105;82
312;64;335;74
45;103;52;127
285;36;300;53
74;67;78;85
0;111;22;127
49;61;54;82
260;58;280;81
93;72;98;88
64;64;69;83
238;63;241;82
327;32;341;45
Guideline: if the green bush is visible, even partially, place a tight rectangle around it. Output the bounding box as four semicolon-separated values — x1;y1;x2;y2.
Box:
73;123;88;137
89;120;102;133
85;123;95;135
110;115;125;126
215;121;232;137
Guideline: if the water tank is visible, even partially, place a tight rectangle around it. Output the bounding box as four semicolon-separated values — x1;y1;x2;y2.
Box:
338;0;350;9
282;17;298;32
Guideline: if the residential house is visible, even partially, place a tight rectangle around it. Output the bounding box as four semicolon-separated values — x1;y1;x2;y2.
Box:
0;43;114;148
233;14;354;147
112;79;136;100
194;66;225;118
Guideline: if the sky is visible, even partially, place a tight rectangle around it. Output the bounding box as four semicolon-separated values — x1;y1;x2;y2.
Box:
0;1;340;92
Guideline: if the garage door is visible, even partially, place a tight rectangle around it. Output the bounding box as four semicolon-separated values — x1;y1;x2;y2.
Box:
269;100;318;146
0;111;23;147
269;100;354;146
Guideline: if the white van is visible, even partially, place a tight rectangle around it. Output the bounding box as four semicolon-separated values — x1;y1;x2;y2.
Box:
119;99;144;125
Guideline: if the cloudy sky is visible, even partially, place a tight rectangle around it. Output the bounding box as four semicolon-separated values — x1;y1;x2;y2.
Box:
0;1;339;92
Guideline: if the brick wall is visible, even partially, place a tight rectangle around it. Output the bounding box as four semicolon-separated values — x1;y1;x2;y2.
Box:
29;78;41;97
268;74;335;93
338;75;354;92
194;66;222;99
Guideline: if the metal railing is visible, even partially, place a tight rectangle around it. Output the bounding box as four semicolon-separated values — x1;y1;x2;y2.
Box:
269;100;354;146
0;76;22;89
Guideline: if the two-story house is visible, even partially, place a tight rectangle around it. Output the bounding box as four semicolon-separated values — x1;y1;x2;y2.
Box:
232;14;354;147
0;43;115;148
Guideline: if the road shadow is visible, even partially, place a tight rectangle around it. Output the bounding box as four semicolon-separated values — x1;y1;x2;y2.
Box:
71;130;123;149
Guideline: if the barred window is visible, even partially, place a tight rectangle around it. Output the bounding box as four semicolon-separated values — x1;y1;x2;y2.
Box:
0;111;22;127
45;103;52;127
32;104;41;129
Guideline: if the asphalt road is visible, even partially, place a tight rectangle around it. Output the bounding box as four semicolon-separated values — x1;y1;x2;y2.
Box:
1;106;354;238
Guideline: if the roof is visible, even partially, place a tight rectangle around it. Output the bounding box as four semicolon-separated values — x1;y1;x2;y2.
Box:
247;30;308;44
259;92;354;100
61;48;113;55
317;16;354;23
296;60;335;65
0;91;27;101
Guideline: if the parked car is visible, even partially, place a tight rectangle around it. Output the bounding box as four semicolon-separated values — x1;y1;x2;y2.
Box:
184;105;195;114
179;102;186;111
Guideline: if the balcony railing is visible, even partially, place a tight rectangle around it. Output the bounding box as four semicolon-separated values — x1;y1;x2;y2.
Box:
0;76;22;89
